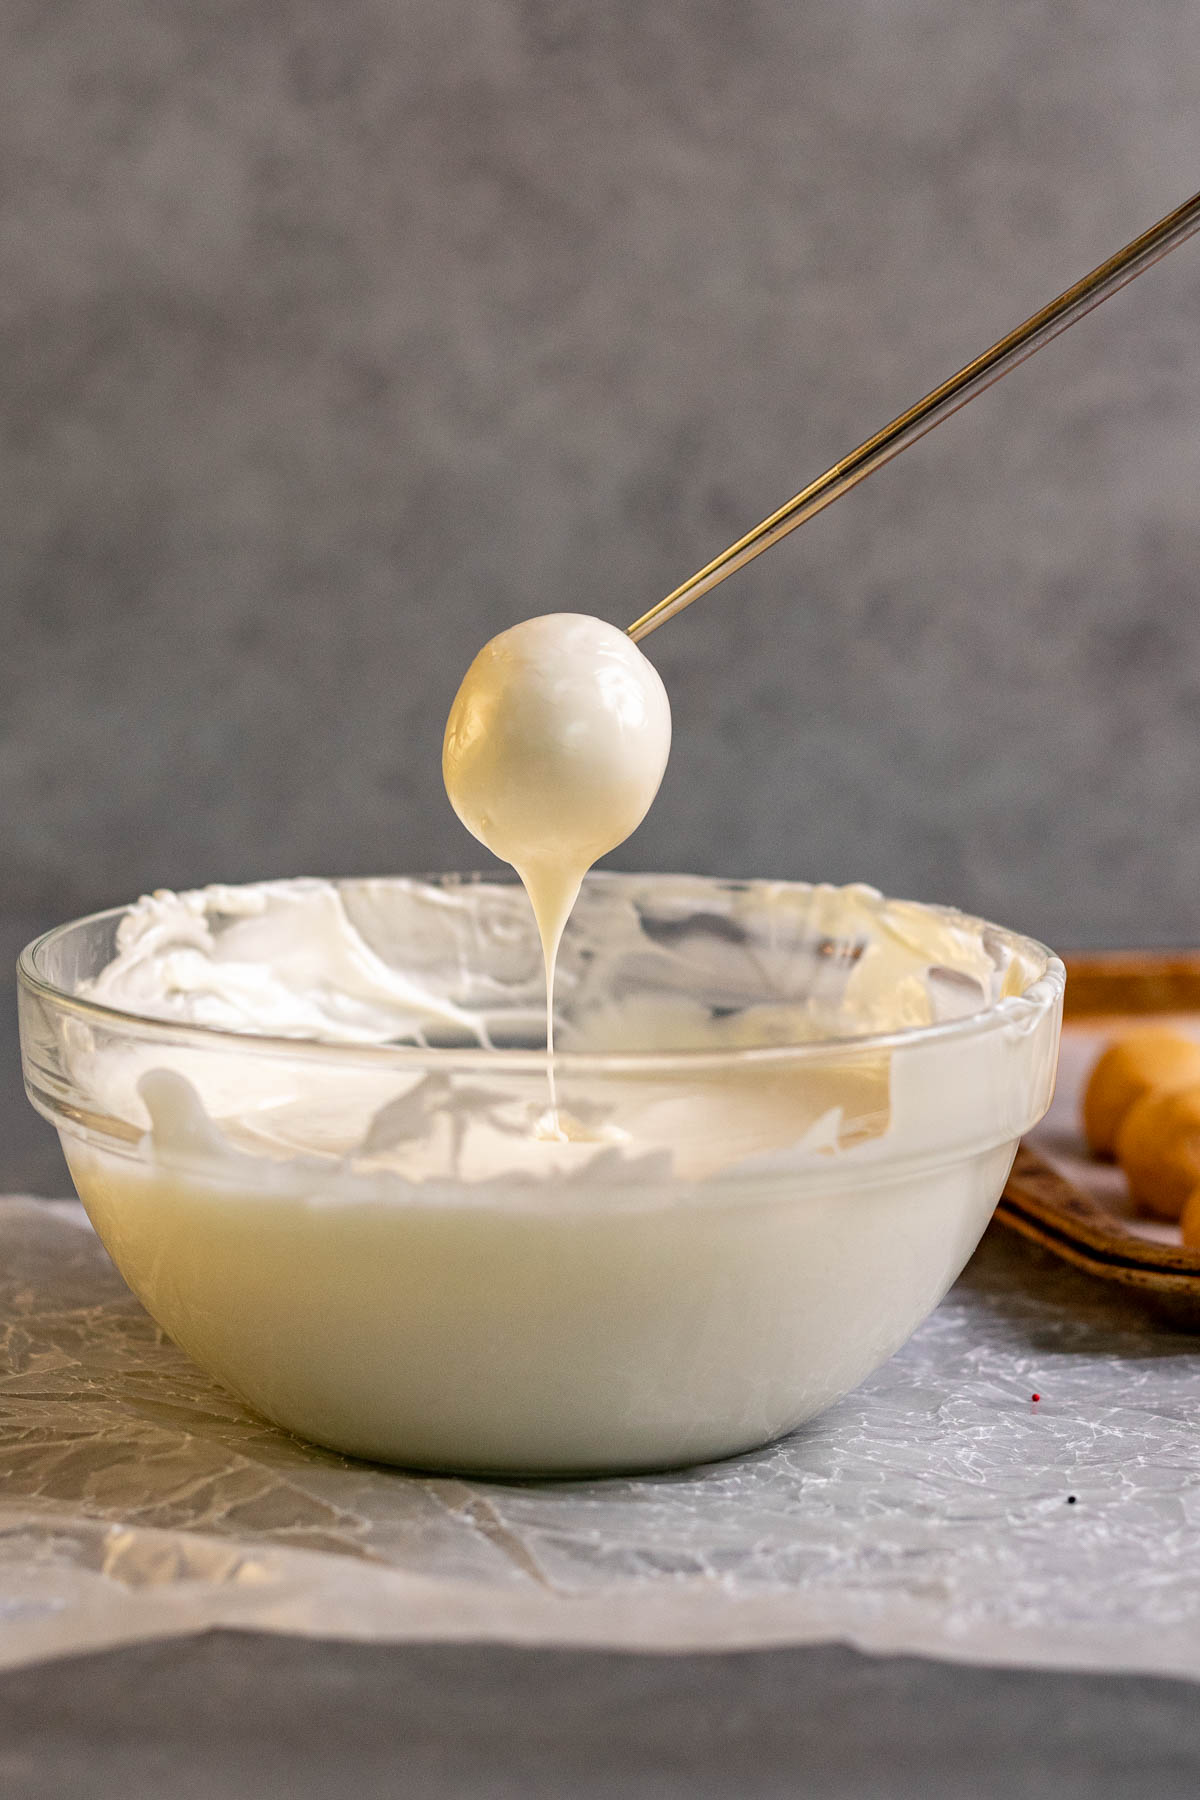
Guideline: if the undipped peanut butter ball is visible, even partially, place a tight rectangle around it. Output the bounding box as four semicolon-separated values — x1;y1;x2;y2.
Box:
1082;1028;1200;1157
1114;1083;1200;1221
1181;1184;1200;1251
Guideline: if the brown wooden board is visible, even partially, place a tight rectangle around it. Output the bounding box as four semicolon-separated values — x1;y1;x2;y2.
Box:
998;949;1200;1324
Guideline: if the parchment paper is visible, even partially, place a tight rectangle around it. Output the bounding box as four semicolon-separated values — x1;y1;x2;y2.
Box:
2;1196;1199;1678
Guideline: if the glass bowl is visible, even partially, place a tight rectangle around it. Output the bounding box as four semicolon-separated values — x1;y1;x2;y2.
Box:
18;873;1063;1475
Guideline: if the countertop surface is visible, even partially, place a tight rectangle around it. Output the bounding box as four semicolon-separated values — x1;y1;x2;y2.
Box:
3;1630;1200;1800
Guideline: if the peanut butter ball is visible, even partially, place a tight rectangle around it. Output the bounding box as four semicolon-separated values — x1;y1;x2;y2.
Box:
1114;1083;1200;1221
1082;1029;1200;1157
443;613;671;959
1181;1185;1200;1251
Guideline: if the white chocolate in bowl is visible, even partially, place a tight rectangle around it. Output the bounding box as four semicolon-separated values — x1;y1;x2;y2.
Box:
58;874;1063;1472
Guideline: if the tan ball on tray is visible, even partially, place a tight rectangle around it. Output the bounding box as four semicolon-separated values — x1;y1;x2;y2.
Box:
1182;1185;1200;1252
1082;1028;1200;1157
1115;1083;1200;1221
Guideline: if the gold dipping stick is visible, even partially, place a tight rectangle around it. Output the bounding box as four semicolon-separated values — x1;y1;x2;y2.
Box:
627;187;1200;643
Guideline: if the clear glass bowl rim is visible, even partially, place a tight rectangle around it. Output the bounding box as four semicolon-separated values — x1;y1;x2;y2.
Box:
17;872;1067;1077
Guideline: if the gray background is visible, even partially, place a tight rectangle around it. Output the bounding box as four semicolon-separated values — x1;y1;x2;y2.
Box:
3;0;1200;1190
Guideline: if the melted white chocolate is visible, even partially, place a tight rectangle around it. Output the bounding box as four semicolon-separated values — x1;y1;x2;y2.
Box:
75;874;1051;1175
62;875;1064;1471
443;614;671;1131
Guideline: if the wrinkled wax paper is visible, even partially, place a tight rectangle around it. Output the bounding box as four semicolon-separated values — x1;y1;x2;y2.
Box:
2;1196;1199;1678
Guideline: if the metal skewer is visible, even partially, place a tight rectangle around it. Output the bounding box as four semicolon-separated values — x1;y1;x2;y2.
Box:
627;187;1200;643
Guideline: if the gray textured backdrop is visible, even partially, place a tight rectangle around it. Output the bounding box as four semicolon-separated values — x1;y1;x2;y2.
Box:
3;1;1199;1190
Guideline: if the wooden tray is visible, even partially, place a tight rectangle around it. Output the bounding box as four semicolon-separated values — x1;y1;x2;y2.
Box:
997;949;1200;1323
